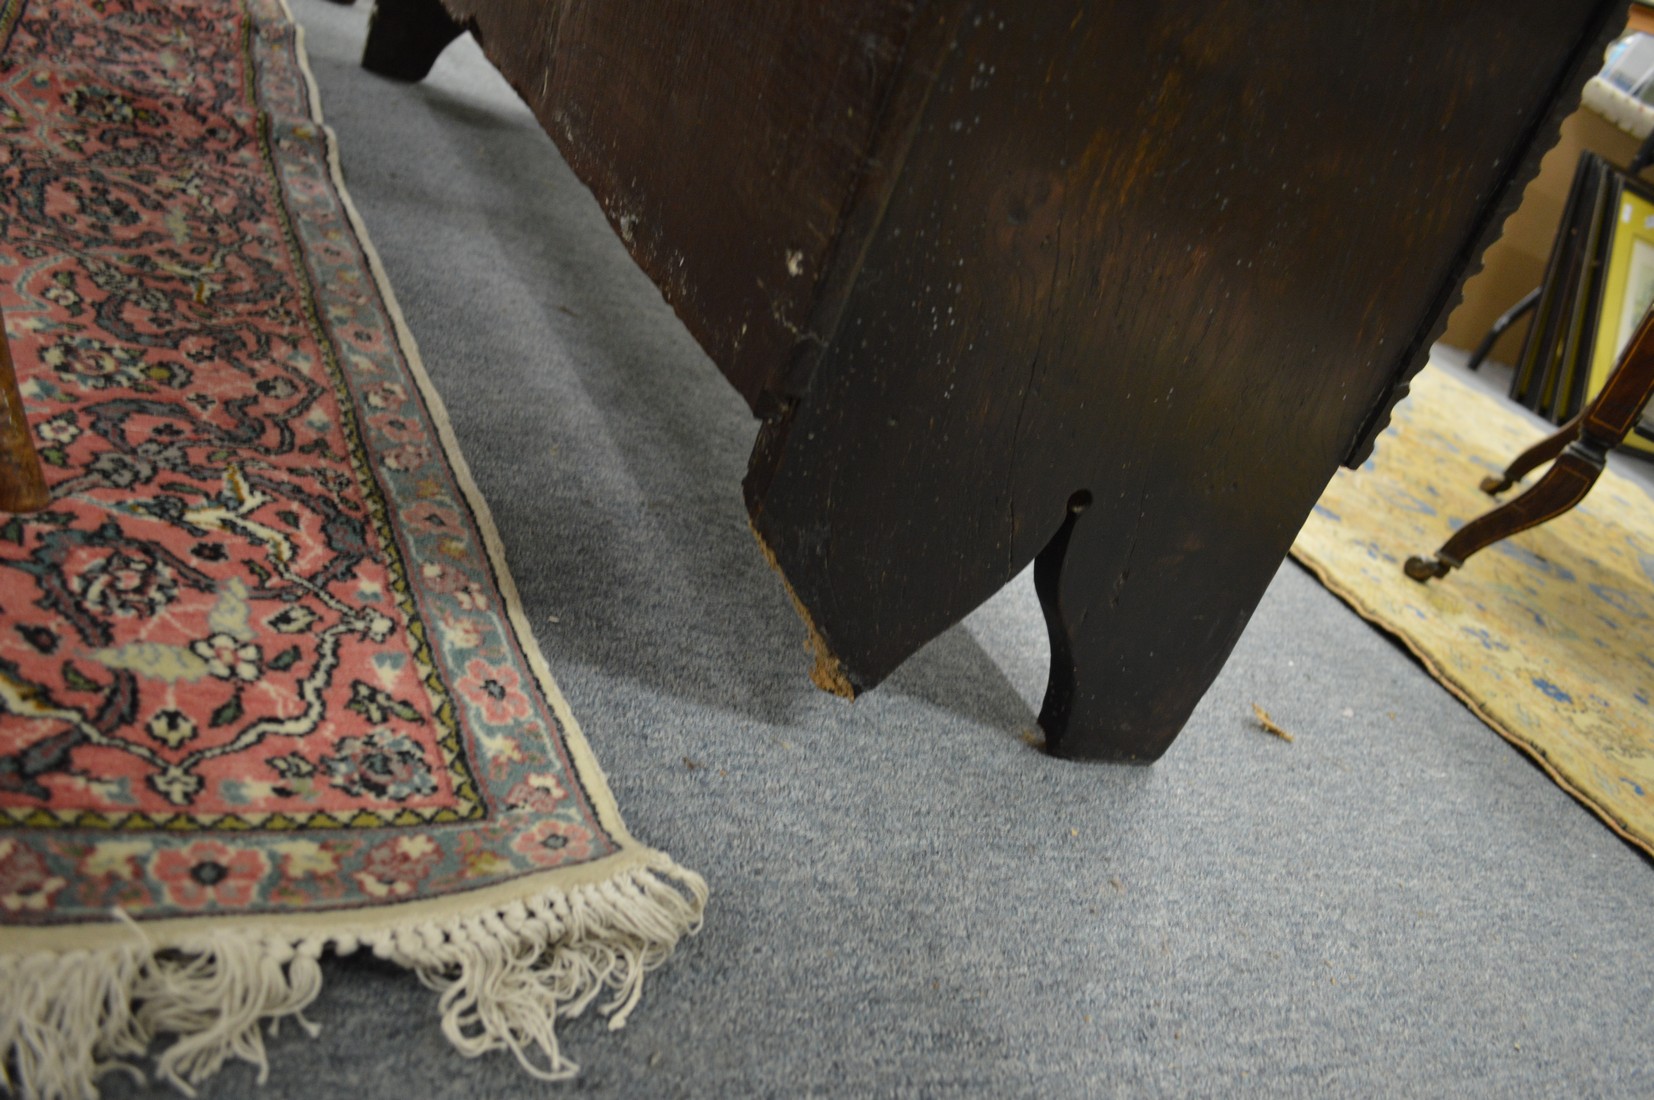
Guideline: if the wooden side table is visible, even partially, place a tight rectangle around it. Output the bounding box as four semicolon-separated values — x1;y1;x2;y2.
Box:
0;305;47;514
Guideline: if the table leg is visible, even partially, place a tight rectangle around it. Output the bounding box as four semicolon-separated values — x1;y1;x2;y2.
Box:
1404;444;1603;581
1478;411;1581;496
1407;304;1654;582
362;0;466;83
0;309;47;514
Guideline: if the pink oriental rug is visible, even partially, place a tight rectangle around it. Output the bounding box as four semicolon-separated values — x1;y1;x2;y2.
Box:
0;0;704;1094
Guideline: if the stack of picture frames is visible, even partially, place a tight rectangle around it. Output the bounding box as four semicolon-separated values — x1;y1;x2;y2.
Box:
1507;149;1654;456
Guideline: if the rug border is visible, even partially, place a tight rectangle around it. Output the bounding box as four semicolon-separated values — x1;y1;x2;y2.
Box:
280;1;646;859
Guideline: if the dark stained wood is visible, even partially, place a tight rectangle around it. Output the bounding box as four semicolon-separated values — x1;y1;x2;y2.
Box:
744;1;1625;759
366;0;1626;761
0;306;48;514
1407;302;1654;583
1478;410;1583;497
1402;448;1601;583
369;0;930;416
361;0;464;82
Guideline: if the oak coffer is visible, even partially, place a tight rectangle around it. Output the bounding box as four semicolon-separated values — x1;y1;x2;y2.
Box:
361;0;1626;760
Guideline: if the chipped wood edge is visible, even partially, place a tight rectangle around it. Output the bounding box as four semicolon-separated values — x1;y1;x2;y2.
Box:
747;518;858;700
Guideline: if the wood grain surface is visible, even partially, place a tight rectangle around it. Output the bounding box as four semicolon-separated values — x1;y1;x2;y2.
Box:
429;0;928;414
747;1;1625;757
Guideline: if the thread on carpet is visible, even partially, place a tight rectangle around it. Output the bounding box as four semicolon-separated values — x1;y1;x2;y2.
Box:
0;858;705;1099
1250;704;1295;743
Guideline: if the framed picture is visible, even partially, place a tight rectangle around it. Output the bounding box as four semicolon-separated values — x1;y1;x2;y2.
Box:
1586;175;1654;456
1509;154;1613;424
1509;153;1654;456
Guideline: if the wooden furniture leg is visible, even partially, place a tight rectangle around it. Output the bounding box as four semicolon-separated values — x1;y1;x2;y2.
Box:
362;0;466;83
1031;491;1262;763
1406;305;1654;582
0;307;47;514
1477;411;1582;496
1403;443;1604;581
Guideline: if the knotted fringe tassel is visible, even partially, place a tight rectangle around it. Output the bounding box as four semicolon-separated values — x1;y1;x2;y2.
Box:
0;857;706;1100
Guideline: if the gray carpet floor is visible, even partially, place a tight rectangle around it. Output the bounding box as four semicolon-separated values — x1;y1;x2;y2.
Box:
107;2;1654;1095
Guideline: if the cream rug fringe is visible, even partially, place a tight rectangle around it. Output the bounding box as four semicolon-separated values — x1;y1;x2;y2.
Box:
0;858;706;1099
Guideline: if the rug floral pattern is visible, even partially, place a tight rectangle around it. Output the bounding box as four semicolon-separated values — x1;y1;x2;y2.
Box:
0;0;621;923
1294;366;1654;856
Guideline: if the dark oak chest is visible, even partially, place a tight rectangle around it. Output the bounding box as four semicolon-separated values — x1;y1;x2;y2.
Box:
366;0;1626;759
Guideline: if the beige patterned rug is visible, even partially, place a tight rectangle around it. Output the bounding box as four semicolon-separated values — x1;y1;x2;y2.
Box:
1293;365;1654;858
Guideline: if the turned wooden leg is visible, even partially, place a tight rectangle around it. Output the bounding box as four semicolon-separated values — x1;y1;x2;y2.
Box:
1408;301;1654;582
0;308;48;514
362;0;465;83
1478;411;1581;496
